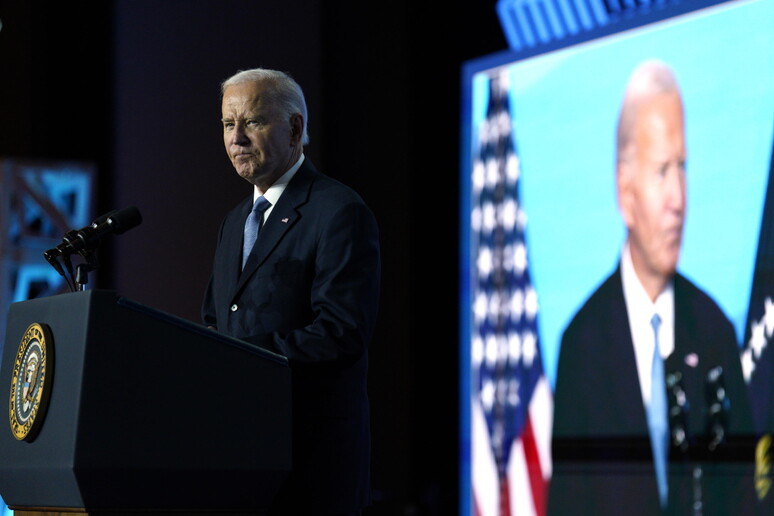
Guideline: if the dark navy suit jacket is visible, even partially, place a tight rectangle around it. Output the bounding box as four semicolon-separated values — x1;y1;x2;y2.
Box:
549;265;755;516
202;158;380;514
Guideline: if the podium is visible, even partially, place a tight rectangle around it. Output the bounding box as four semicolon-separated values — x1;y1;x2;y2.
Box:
548;434;762;515
0;290;292;514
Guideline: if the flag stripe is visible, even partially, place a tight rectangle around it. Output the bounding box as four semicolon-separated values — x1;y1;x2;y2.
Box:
500;476;512;516
473;397;501;516
530;376;554;480
506;438;537;516
522;416;546;516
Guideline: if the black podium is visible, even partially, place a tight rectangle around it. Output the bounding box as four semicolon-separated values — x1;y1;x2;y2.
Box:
0;290;291;514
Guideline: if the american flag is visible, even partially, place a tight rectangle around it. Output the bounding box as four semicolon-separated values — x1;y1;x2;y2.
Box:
740;144;774;426
739;145;774;509
738;143;774;511
470;69;552;516
741;294;774;433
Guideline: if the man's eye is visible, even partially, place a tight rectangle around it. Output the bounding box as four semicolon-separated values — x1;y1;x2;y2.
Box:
223;121;234;129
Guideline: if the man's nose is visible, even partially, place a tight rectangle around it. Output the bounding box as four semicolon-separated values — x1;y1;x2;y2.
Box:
232;122;249;145
666;165;686;212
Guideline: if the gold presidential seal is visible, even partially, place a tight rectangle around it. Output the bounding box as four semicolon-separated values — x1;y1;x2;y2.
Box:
9;323;54;442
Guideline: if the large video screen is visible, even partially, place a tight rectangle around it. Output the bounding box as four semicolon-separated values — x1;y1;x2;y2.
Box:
461;0;774;514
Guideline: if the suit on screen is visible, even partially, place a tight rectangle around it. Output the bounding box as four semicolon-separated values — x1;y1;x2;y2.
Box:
548;265;755;516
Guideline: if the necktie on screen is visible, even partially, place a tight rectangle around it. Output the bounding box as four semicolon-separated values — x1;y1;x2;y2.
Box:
242;196;271;269
648;312;669;507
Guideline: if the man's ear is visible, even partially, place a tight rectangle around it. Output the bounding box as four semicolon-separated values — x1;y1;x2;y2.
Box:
290;114;304;145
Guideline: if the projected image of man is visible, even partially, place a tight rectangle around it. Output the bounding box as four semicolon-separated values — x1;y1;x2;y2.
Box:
548;59;754;515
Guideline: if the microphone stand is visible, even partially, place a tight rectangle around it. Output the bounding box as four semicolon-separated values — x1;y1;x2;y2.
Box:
666;366;729;516
692;463;703;516
45;236;100;292
667;371;699;515
74;249;99;291
701;367;728;516
706;367;728;454
61;252;76;292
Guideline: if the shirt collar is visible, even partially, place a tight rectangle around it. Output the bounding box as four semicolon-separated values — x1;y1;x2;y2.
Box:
621;241;675;357
621;241;676;405
253;153;305;206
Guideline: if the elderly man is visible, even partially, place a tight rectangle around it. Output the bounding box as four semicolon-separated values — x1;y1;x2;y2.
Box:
202;68;381;516
548;59;754;515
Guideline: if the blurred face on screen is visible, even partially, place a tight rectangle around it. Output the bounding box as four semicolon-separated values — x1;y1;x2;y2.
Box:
618;90;686;299
221;80;303;191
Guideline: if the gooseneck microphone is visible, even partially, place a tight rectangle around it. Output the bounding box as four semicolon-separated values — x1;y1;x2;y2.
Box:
44;206;142;291
44;206;142;262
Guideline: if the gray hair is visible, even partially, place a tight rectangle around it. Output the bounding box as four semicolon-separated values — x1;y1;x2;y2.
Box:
221;68;309;145
616;59;681;165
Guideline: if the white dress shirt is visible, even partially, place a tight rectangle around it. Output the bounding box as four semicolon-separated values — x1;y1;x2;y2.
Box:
252;153;305;222
620;242;675;408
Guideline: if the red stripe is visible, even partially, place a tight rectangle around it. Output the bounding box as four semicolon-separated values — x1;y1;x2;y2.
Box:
522;414;547;516
500;475;512;516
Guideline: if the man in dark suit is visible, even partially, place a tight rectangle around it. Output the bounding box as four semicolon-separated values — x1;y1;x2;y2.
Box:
548;60;754;515
202;68;380;516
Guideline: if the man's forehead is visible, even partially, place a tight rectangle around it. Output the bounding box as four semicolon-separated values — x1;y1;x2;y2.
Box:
221;94;277;118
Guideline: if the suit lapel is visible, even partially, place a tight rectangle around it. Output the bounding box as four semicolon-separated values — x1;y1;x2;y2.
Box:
234;159;316;294
221;197;253;300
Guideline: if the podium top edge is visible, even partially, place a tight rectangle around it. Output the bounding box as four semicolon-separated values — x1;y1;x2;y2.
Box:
114;295;289;367
9;291;289;367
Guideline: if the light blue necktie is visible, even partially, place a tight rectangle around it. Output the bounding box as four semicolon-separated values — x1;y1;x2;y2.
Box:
648;313;669;507
242;196;271;269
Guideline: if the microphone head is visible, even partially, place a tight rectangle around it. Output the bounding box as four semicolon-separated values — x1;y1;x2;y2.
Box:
91;209;120;228
106;206;142;235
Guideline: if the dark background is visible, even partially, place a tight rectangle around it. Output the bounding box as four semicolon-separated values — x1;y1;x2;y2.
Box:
0;1;508;514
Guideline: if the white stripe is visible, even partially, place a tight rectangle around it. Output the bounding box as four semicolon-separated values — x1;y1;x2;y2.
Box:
529;376;554;479
472;397;499;516
507;437;538;516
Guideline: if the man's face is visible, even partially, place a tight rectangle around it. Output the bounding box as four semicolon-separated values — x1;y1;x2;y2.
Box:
221;81;301;188
619;91;686;288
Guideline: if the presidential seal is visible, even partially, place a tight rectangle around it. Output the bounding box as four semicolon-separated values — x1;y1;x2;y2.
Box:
9;323;54;442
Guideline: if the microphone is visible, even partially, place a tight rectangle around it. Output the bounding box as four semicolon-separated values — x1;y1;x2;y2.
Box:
667;371;690;453
44;206;142;260
705;366;728;452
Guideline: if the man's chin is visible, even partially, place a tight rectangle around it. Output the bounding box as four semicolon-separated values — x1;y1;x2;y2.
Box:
660;257;680;278
235;165;257;181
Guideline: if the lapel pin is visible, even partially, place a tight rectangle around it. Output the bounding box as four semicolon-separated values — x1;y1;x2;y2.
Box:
282;217;289;223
